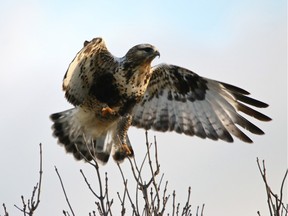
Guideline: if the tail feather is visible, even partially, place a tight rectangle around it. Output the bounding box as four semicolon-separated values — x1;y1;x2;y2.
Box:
50;108;112;163
50;108;134;163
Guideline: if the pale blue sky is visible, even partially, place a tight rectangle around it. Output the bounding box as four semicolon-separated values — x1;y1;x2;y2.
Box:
0;1;286;215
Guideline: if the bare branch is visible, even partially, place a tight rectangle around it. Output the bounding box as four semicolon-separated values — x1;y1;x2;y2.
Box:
14;143;43;216
2;203;9;216
200;204;205;216
62;210;70;216
172;190;176;216
279;169;288;211
182;186;192;215
146;132;160;210
104;172;113;216
257;157;288;216
117;163;138;215
75;136;114;216
28;143;43;214
14;195;27;216
159;181;169;215
80;169;100;199
54;166;75;216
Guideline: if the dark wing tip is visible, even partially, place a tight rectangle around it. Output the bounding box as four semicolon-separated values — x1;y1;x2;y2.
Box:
221;81;270;108
220;82;272;121
239;133;254;143
221;130;234;143
220;82;250;95
234;94;269;108
237;102;272;122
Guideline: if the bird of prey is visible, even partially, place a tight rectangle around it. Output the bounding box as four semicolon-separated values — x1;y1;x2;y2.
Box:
50;37;271;163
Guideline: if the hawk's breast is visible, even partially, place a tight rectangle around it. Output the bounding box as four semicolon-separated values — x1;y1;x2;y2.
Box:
89;73;121;107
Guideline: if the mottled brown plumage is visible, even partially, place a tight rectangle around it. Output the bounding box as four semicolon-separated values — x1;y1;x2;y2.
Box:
50;37;271;163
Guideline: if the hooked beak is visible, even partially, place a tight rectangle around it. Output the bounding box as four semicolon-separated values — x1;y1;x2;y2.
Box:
154;50;160;58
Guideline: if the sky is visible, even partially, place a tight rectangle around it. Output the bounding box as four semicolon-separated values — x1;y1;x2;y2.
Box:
0;0;286;215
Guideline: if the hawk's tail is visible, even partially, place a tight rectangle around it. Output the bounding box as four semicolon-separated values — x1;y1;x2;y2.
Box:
50;108;134;163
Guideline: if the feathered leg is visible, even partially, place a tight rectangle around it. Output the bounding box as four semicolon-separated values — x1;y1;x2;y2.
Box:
112;115;134;162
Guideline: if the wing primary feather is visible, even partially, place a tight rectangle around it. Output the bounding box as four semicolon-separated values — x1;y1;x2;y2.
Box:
216;106;253;143
236;102;272;121
213;80;271;121
234;114;265;135
232;93;269;108
205;91;235;142
207;88;254;143
219;82;250;95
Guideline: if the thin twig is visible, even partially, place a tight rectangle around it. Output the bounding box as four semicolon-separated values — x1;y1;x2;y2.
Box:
279;169;288;212
117;191;126;216
2;203;9;216
146;133;160;211
54;166;75;216
90;151;107;215
127;148;149;214
29;143;43;213
75;137;110;215
62;210;70;216
117;163;138;215
257;158;274;215
80;169;100;199
182;187;192;215
172;190;176;216
200;204;205;216
14;143;43;216
159;181;169;215
14;195;27;215
105;172;113;216
257;157;288;216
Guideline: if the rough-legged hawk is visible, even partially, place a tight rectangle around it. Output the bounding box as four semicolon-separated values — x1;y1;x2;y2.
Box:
50;37;271;163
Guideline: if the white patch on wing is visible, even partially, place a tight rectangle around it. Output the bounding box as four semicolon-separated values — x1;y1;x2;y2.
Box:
63;54;81;89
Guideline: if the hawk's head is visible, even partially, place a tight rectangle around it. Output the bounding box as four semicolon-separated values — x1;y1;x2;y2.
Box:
125;44;160;65
114;44;160;108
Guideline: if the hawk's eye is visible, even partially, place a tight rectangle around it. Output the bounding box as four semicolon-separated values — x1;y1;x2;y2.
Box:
141;47;154;53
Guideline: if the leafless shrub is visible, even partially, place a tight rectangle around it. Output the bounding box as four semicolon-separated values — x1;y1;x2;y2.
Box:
54;131;203;215
2;143;43;216
116;131;204;216
2;138;287;216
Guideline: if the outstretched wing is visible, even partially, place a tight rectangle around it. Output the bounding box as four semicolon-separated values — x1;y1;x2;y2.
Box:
63;37;117;106
131;64;271;143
